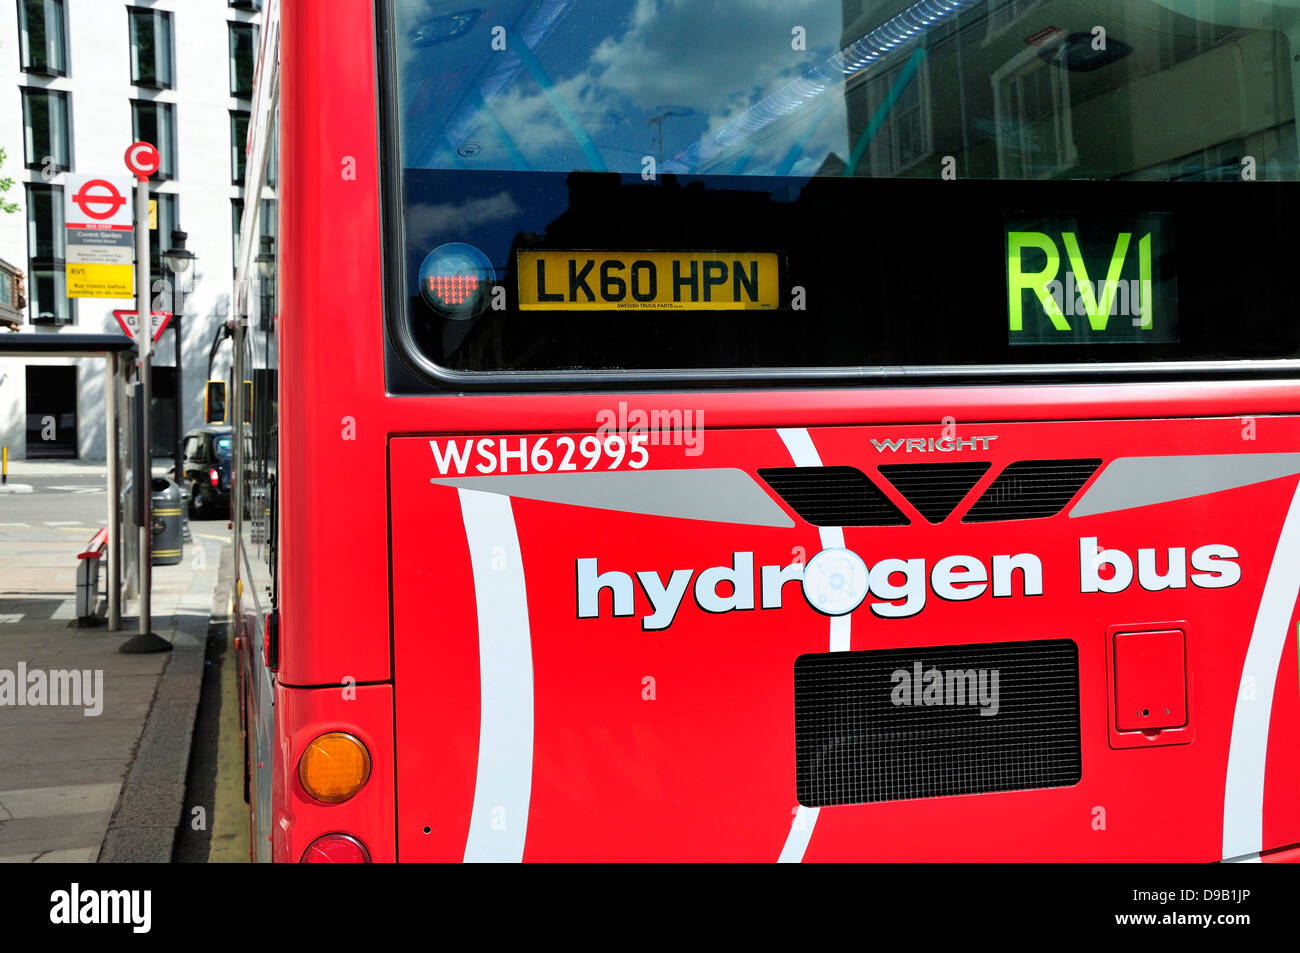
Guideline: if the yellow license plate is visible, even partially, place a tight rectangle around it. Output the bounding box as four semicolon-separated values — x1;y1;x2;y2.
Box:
517;250;780;311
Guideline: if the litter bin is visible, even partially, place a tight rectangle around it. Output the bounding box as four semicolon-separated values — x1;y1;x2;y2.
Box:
151;477;183;566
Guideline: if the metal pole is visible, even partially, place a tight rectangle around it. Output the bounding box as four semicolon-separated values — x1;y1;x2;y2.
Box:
120;172;168;653
106;352;120;631
137;178;152;640
230;296;244;596
173;311;182;484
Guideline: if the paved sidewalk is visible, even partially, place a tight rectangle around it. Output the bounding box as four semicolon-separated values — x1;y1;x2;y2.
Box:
3;459;181;481
0;503;225;862
3;460;111;478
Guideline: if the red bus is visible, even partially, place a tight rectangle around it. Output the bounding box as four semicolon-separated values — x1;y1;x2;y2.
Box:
230;0;1300;861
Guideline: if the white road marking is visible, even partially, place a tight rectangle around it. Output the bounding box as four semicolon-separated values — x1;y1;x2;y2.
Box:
43;521;82;526
0;615;23;624
49;600;76;620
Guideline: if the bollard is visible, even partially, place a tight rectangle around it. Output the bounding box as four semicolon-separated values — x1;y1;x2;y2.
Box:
2;445;6;484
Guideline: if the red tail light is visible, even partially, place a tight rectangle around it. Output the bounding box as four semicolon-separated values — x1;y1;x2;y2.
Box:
301;834;370;863
209;468;219;486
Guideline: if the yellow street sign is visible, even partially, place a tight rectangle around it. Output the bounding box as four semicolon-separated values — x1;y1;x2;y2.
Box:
149;199;157;230
66;262;133;299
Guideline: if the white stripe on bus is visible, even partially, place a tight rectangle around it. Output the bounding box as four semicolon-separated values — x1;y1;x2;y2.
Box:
1222;478;1300;859
776;427;849;863
459;488;535;863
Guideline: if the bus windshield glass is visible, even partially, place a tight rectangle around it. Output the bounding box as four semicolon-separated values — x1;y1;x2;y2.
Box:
393;0;1298;181
385;0;1300;379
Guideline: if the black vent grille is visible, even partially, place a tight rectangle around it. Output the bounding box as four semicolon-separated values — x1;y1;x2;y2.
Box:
877;462;991;524
758;466;907;526
963;459;1101;523
795;639;1081;806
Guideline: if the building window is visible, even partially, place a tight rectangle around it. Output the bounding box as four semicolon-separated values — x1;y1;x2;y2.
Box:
255;200;277;327
986;0;1046;38
21;88;70;171
24;183;73;324
0;258;25;328
854;60;933;176
17;0;67;76
129;7;174;89
131;100;176;180
231;111;250;184
230;0;262;11
25;183;63;260
259;198;276;242
993;55;1078;179
149;193;179;276
231;198;244;271
229;23;258;97
27;265;73;325
265;118;278;188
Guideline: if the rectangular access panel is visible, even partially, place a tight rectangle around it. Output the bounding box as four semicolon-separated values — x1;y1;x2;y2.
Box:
1114;629;1187;732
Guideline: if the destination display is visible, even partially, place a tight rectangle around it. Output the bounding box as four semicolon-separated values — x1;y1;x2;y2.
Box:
1006;212;1177;345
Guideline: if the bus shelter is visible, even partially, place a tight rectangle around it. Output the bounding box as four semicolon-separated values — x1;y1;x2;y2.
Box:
0;332;139;630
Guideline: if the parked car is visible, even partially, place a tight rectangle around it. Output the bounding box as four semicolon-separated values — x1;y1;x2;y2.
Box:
175;426;233;519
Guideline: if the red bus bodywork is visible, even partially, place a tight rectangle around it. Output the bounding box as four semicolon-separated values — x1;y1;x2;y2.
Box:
234;0;1300;861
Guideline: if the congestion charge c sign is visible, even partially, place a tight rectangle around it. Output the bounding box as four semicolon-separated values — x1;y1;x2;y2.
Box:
418;243;497;320
124;141;161;179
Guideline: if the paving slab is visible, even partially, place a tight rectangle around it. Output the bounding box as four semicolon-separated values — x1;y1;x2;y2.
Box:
0;783;121;820
0;760;128;790
0;847;97;863
0;811;112;854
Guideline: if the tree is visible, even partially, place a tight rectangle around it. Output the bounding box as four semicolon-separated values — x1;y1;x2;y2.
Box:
0;148;21;215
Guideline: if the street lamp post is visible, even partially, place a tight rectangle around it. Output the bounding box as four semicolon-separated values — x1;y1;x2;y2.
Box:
163;229;195;485
255;235;275;330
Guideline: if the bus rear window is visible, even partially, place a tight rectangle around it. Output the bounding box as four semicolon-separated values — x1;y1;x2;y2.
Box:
383;0;1300;382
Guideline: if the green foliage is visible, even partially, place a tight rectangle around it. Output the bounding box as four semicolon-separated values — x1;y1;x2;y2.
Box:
0;148;20;215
